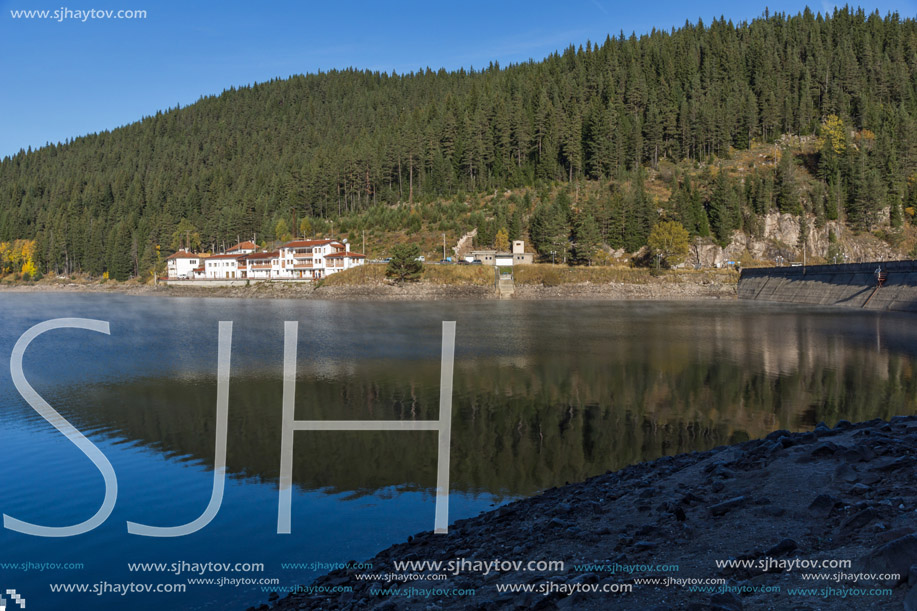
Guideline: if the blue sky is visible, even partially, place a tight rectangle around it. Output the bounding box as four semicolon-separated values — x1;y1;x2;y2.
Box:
1;0;915;159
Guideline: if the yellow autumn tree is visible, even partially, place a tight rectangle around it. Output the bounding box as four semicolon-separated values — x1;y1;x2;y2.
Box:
5;240;38;278
0;242;10;274
817;115;847;155
648;221;691;267
494;228;510;252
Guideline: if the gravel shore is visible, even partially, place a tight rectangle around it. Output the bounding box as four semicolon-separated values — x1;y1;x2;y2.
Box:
259;417;917;611
0;277;736;301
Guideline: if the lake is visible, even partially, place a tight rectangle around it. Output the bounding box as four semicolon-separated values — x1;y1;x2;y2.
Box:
1;294;915;610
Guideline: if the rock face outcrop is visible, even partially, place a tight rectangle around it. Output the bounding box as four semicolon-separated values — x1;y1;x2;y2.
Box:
686;212;898;268
453;229;477;260
738;260;917;312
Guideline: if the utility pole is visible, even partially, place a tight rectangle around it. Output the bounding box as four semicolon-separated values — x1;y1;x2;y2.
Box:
362;230;365;255
443;233;446;262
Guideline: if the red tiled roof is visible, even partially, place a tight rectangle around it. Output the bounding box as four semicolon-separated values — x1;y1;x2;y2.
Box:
240;251;278;260
206;254;245;260
165;250;204;260
226;241;257;252
325;251;366;258
282;239;342;248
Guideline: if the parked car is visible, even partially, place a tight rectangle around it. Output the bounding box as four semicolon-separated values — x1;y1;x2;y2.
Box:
471;259;483;265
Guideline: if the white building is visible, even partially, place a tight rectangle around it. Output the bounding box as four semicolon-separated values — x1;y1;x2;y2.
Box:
166;251;206;279
274;239;365;279
169;238;365;281
241;251;277;279
467;240;535;266
324;251;368;274
205;254;245;279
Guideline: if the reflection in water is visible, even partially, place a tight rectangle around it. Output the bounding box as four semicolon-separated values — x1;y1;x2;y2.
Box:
53;304;917;498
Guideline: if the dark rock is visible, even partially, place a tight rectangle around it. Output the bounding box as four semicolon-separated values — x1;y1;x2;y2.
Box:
878;528;915;545
811;442;838;457
842;507;879;532
849;483;871;495
834;463;860;483
765;429;791;441
835;420;853;430
766;538;798;556
808;494;838;517
712;481;725;493
861;533;917;586
872;456;914;472
906;584;917;611
674;506;687;521
680;492;704;506
634;540;658;550
710;496;746;517
796;432;817;444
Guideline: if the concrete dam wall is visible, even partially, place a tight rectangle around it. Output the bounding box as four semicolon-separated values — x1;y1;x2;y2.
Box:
738;260;917;313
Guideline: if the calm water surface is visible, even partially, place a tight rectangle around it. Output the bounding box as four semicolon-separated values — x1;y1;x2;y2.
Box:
1;294;915;609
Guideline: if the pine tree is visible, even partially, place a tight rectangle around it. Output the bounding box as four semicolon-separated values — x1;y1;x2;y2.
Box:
573;213;600;265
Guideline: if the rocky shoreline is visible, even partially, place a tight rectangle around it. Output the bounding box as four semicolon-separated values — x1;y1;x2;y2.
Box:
0;277;736;301
259;417;917;611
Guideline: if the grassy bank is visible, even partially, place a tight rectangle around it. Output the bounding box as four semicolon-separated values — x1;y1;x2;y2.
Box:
513;264;739;287
318;263;494;287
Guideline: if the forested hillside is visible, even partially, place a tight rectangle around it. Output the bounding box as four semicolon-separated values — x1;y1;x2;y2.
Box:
1;7;916;278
